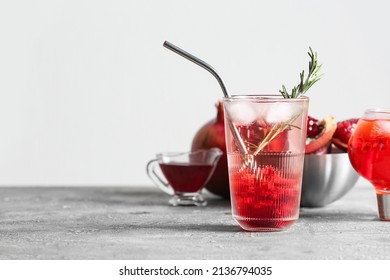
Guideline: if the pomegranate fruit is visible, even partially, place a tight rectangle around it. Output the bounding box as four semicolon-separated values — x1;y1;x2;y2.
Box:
305;115;337;154
332;118;359;152
191;102;230;199
307;116;324;138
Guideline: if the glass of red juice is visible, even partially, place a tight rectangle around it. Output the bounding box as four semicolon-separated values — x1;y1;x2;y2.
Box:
223;95;309;231
348;109;390;221
146;148;222;206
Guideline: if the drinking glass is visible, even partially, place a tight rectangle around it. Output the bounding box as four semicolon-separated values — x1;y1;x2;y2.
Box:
348;109;390;220
223;95;309;231
146;148;222;206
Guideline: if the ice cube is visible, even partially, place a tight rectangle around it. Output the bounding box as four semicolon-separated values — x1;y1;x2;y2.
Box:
266;103;301;123
227;102;258;125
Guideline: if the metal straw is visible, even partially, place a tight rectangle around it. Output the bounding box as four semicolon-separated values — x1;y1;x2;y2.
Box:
163;41;229;98
163;41;247;154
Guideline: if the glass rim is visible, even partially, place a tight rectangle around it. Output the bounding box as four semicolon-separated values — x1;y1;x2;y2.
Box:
364;108;390;115
223;94;309;102
363;108;390;120
156;148;223;159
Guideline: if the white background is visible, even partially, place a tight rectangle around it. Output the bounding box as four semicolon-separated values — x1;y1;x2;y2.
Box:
0;0;388;186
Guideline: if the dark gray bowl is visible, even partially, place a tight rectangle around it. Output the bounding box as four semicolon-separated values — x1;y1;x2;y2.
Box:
301;153;360;207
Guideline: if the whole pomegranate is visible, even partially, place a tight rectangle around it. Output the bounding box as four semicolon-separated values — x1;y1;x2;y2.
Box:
191;102;230;199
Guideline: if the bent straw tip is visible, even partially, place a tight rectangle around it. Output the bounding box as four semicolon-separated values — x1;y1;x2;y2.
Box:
163;40;172;48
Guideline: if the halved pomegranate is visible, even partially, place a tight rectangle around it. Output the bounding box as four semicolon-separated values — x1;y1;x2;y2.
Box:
332;118;359;152
307;116;324;138
305;115;337;154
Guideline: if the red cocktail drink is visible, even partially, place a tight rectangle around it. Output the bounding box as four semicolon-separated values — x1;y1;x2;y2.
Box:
223;95;309;231
348;110;390;220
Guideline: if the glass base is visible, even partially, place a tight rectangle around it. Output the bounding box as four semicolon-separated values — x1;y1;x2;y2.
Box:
169;193;207;207
233;215;297;232
376;193;390;221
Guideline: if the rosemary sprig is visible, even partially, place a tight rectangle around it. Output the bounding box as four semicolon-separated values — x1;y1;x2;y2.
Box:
240;113;302;172
279;47;322;99
252;113;301;156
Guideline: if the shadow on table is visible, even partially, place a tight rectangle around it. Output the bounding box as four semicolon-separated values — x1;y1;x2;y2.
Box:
299;210;377;222
107;222;241;233
103;189;231;208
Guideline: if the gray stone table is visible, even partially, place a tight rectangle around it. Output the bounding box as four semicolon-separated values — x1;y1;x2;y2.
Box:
0;184;389;260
